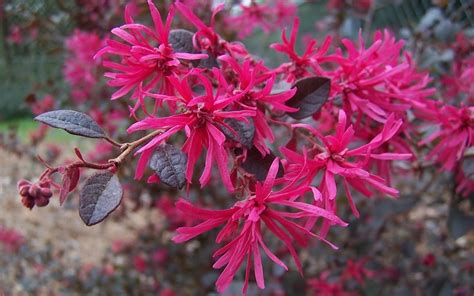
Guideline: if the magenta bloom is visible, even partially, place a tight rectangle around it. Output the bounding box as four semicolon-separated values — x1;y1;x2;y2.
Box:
308;271;352;296
272;0;298;28
456;166;474;197
225;0;296;39
218;55;297;153
175;1;248;59
420;105;473;171
325;31;432;124
271;18;332;83
173;158;347;293
226;2;273;39
128;71;255;191
64;30;105;103
96;1;207;105
283;110;411;217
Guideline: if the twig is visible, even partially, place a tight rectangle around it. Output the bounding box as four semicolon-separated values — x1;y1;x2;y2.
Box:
38;129;164;180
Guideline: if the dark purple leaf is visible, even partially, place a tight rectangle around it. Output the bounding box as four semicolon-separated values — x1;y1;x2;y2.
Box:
218;118;255;148
198;50;219;69
149;144;187;189
241;147;284;181
448;204;474;239
79;172;123;226
169;29;196;54
286;76;330;119
35;110;106;138
462;157;474;180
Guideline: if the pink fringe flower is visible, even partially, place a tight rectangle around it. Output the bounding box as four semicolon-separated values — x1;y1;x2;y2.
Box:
326;31;432;124
96;1;207;108
173;158;347;294
271;18;332;83
420;105;473;172
128;71;255;191
284;110;411;218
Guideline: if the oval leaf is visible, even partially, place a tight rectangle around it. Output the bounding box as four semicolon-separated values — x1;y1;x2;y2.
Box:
241;147;284;181
149;144;187;189
169;29;196;54
218;118;255;148
286;76;331;119
35;110;106;138
462;157;474;180
448;204;474;239
79;172;123;226
198;50;219;69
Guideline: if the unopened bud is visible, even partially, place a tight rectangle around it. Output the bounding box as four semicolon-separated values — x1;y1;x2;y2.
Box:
40;188;53;198
28;185;40;198
35;196;49;207
21;195;35;209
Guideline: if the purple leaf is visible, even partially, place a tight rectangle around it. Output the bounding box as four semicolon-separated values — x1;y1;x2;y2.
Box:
462;157;474;180
218;118;255;148
35;110;106;138
79;172;123;226
448;204;474;239
286;76;330;119
198;50;219;69
149;144;187;189
241;147;284;181
169;29;196;54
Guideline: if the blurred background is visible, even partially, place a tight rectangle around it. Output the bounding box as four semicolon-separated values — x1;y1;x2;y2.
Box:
0;0;473;295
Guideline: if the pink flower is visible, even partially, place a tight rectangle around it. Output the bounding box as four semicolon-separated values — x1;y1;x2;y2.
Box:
420;105;473;171
7;26;22;44
175;1;248;59
155;195;195;230
341;258;374;285
96;1;207;107
64;30;105;102
128;71;255;191
307;271;353;296
456;166;474;197
284;110;411;218
173;158;347;293
272;0;297;28
271;18;332;83
0;225;24;253
326;31;432;124
133;255;147;273
225;0;296;39
422;253;436;267
218;55;297;153
30;94;55;115
226;1;273;39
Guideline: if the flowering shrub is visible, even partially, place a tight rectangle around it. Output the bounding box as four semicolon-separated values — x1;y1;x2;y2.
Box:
13;0;474;294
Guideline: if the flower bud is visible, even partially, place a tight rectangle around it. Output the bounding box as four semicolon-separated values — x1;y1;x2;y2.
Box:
19;186;30;196
40;188;53;198
21;195;35;209
17;179;31;188
35;196;50;207
28;185;40;198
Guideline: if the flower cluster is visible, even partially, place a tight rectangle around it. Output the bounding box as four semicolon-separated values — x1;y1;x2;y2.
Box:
173;158;346;292
225;0;297;39
419;32;474;196
19;0;472;294
64;30;105;104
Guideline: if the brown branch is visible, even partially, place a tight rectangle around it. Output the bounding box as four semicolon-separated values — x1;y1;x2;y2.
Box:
38;129;164;180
